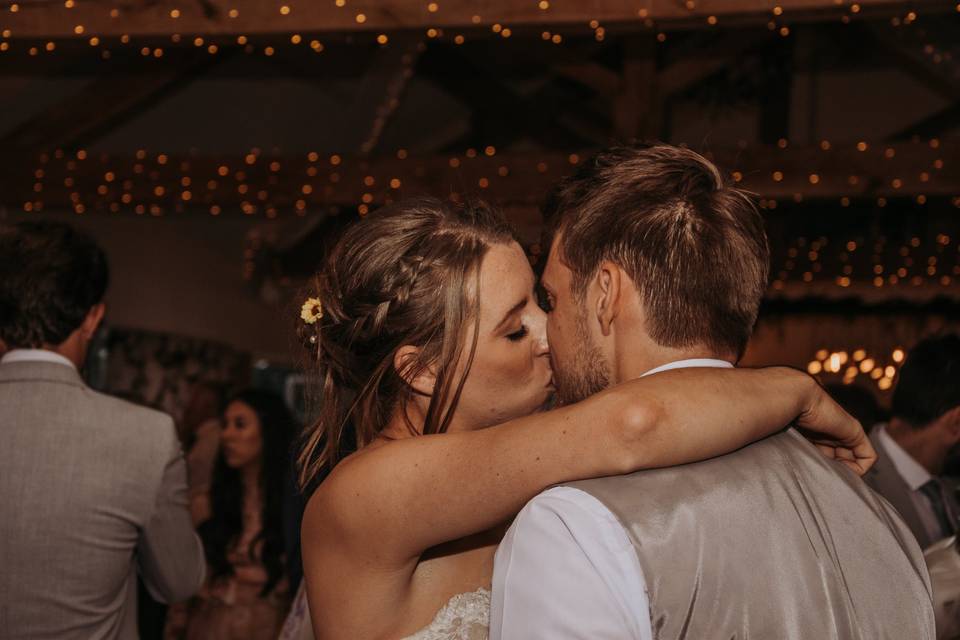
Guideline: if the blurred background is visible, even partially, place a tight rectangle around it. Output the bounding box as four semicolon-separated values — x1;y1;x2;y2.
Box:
0;0;958;422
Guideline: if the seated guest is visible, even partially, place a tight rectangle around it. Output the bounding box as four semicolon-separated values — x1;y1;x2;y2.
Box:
166;389;296;640
0;221;205;639
866;333;960;548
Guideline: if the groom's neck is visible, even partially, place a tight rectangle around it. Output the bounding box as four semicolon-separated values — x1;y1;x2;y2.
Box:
613;338;734;383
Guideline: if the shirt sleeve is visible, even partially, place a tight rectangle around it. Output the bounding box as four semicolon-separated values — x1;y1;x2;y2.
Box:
490;486;653;640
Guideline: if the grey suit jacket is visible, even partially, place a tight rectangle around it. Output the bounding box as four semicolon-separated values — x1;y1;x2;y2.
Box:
0;360;206;640
865;428;960;550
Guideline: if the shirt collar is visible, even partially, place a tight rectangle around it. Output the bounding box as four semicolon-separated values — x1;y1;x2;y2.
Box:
876;423;932;491
0;348;77;370
641;358;735;378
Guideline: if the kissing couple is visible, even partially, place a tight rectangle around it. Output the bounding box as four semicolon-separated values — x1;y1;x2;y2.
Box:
283;144;933;639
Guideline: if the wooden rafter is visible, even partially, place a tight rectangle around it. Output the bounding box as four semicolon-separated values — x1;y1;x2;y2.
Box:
418;45;599;150
0;0;945;40
890;103;960;140
868;23;960;104
658;30;774;97
353;36;423;156
0;51;228;153
614;36;660;140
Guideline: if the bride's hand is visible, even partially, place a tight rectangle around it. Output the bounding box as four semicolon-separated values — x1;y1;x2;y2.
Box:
794;378;876;476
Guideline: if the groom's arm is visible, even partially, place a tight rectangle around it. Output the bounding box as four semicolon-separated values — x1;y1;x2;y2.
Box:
491;487;653;640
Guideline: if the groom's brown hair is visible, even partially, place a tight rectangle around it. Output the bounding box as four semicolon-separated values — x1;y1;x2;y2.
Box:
543;144;769;359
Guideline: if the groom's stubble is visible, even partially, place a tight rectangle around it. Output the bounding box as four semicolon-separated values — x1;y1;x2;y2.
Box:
551;301;610;405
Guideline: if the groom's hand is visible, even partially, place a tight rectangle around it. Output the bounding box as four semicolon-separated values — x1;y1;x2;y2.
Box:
796;382;877;476
808;438;876;476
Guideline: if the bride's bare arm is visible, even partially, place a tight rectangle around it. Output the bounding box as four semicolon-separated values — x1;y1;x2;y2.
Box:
305;366;868;564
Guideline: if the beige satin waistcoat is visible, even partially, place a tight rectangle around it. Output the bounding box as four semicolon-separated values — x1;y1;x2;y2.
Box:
568;429;936;639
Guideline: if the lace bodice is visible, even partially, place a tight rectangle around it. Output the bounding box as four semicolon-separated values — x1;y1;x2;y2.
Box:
403;588;490;640
277;585;490;640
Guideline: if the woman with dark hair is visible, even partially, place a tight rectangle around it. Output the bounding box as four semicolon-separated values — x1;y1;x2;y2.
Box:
295;198;871;639
167;389;296;640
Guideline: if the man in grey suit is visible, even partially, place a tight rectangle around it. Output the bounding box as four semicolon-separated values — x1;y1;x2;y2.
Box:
865;333;960;549
491;145;934;639
0;222;205;639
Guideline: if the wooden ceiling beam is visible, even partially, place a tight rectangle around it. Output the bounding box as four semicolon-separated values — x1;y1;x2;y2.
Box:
0;0;938;40
0;52;228;154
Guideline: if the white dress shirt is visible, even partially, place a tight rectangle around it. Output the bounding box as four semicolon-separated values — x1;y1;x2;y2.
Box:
0;348;76;369
491;358;733;640
875;423;946;543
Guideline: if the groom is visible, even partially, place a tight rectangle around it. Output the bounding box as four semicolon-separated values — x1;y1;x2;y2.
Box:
491;145;935;638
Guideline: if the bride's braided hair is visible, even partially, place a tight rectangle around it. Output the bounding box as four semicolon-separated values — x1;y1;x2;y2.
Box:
297;198;514;491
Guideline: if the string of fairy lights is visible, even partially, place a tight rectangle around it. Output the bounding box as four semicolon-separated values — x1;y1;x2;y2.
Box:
769;232;959;291
3;1;958;298
808;347;906;392
15;143;958;220
0;1;956;58
24;140;943;290
17;134;958;214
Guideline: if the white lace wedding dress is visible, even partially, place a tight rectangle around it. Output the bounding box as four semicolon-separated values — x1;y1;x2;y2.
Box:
404;588;490;640
278;584;490;640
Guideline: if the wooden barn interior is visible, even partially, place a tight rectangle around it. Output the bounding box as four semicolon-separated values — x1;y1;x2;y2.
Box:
1;0;958;417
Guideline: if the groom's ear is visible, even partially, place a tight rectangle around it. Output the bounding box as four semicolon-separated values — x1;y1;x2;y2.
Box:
394;345;436;396
594;260;622;337
938;406;960;445
80;303;106;340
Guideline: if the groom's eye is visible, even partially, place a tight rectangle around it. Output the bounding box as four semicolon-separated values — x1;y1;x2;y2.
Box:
536;286;553;313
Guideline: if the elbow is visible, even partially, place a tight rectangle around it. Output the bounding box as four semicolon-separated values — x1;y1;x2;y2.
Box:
164;578;203;605
158;542;207;603
184;562;207;600
614;393;662;474
156;564;206;604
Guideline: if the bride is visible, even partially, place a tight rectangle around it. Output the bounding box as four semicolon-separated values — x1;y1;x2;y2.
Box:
291;198;871;639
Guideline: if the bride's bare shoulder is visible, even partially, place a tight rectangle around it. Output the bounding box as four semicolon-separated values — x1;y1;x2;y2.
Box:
301;440;399;540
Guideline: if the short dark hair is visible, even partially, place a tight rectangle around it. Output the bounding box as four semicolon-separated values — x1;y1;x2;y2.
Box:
543;144;770;358
891;334;960;429
0;221;109;349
